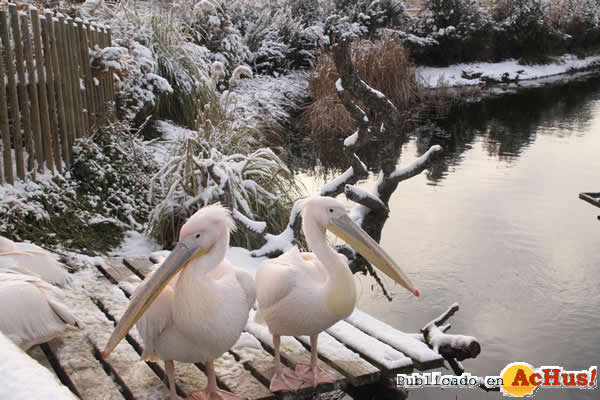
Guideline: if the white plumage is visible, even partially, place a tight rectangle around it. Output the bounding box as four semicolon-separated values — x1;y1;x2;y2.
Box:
256;196;418;391
0;236;71;286
0;269;77;350
105;204;255;400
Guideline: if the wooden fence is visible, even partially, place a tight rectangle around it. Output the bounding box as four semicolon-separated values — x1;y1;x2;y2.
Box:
0;3;114;185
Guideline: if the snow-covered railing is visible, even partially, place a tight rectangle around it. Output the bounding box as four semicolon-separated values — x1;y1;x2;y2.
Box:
0;4;114;185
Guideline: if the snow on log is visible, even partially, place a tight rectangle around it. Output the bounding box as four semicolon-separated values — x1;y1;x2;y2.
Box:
390;145;443;183
421;303;480;371
344;185;388;216
0;331;78;400
232;209;267;234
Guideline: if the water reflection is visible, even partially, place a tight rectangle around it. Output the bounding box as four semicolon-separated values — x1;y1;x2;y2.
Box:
293;77;600;400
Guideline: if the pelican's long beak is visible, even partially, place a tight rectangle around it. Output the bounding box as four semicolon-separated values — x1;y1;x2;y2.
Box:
102;241;211;358
328;214;419;297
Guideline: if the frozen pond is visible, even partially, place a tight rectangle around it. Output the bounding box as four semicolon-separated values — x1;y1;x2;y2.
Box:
297;77;600;399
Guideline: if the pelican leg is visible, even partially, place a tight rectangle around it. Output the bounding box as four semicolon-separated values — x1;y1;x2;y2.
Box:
295;335;335;387
270;334;304;392
187;361;248;400
165;360;180;400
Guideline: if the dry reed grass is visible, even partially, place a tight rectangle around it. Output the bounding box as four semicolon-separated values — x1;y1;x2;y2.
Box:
304;36;423;139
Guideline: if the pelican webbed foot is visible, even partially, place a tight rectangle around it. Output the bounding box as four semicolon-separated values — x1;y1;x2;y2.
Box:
269;367;304;392
186;389;248;400
295;362;336;387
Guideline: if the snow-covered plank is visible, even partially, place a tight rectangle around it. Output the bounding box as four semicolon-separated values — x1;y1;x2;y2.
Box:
123;256;156;277
326;320;413;375
45;323;126;400
345;310;444;370
297;332;380;386
74;294;170;399
0;332;79;400
99;260;273;399
246;310;346;393
89;268;209;396
27;345;58;380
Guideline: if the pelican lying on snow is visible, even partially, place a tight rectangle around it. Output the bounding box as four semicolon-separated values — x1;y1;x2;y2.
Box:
0;236;71;286
256;196;419;391
0;268;77;350
103;205;255;400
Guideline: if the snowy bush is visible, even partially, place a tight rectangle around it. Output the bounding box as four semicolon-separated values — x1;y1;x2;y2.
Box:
334;0;411;37
89;41;173;127
148;136;303;248
232;2;324;74
546;0;600;48
182;0;250;71
492;0;556;61
412;0;493;65
0;121;157;253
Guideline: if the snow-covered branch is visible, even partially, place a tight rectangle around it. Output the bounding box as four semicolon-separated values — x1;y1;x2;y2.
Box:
344;185;388;216
421;303;481;375
389;145;443;183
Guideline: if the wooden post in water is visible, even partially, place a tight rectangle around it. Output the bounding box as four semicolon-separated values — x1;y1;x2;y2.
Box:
31;9;55;173
42;11;64;172
21;12;45;174
0;11;12;184
9;4;32;178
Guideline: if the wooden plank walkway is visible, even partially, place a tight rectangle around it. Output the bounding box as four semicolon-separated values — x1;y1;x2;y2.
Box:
30;256;445;400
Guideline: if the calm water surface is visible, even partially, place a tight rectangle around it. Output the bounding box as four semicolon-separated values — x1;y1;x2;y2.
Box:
297;78;600;399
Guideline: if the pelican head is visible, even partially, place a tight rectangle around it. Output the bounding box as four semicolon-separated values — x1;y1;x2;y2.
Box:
103;204;235;358
302;196;419;297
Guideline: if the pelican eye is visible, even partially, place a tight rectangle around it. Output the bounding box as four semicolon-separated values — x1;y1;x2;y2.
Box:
195;233;201;238
328;208;334;213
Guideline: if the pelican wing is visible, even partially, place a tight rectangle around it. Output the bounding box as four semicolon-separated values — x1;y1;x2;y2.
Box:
256;247;318;312
0;250;71;286
234;267;256;309
0;271;76;350
135;272;176;362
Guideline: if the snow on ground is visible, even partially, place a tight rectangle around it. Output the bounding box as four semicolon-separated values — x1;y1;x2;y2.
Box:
110;231;161;257
0;332;77;400
227;247;267;277
418;54;600;88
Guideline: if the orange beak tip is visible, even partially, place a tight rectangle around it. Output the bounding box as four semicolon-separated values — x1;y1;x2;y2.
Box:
101;351;107;360
415;289;420;297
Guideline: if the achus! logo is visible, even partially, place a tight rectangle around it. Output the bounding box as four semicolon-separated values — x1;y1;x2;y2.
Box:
499;362;597;397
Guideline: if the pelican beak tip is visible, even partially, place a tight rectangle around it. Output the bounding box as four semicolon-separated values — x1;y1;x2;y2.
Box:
101;351;107;360
415;289;420;297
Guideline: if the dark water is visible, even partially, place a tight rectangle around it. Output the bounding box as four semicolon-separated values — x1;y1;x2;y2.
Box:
298;78;600;399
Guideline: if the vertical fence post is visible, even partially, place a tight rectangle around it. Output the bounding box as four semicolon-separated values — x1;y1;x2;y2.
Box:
74;19;89;133
1;8;20;182
31;8;55;174
66;18;83;139
56;15;74;163
106;27;115;104
42;11;64;172
0;11;12;184
9;4;29;179
20;12;45;174
79;20;95;128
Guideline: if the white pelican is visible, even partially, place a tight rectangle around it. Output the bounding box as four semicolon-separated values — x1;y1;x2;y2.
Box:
103;204;255;400
0;268;77;350
0;236;71;286
256;196;419;391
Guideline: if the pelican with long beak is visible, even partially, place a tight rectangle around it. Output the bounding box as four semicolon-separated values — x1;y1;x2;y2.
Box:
256;196;418;391
103;205;255;400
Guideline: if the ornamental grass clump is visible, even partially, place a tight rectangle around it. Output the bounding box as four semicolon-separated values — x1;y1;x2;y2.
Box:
148;134;303;248
305;35;423;140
